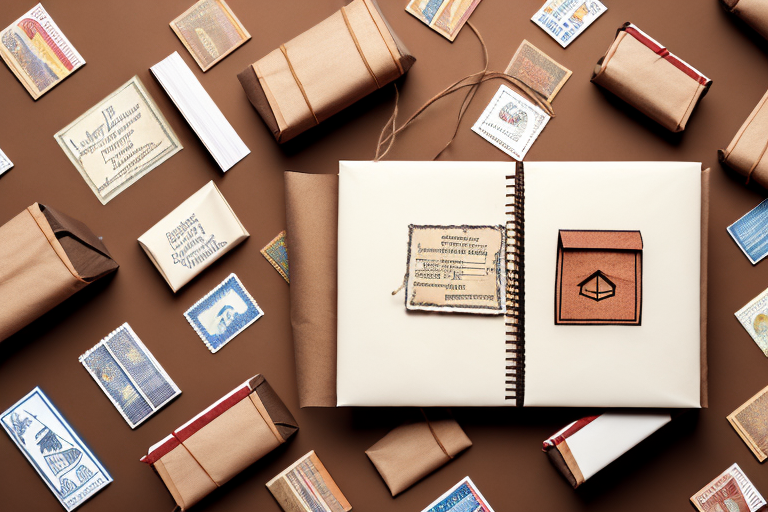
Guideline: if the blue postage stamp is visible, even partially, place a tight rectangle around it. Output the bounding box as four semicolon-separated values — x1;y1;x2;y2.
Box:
728;198;768;265
1;387;112;511
420;477;495;512
79;323;181;429
184;273;264;353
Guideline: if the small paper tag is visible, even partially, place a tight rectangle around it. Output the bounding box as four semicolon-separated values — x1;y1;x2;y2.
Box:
404;225;506;314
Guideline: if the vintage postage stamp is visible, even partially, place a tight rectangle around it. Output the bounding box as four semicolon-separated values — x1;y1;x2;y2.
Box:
531;0;607;48
690;463;766;512
184;273;264;353
79;323;181;429
421;477;495;512
261;230;289;283
728;198;768;265
406;0;482;41
505;39;571;102
471;84;550;161
728;384;768;462
736;286;768;356
404;225;506;314
0;146;12;175
1;387;112;511
0;3;85;99
171;0;251;72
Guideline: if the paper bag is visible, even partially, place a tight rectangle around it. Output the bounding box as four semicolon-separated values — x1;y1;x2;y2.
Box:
721;0;768;41
366;411;472;496
719;88;768;189
591;23;712;132
0;203;118;342
138;181;248;292
141;375;298;510
237;0;415;143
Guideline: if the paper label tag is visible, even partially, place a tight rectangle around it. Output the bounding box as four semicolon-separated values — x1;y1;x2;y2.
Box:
405;225;506;314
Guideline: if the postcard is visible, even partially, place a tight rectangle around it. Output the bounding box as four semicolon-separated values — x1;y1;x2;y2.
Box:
184;273;264;353
728;198;768;265
79;323;181;429
1;387;112;511
736;286;768;356
691;463;766;512
471;84;550;160
267;451;351;512
531;0;607;48
0;146;12;175
261;231;289;283
0;4;85;100
421;477;495;512
728;384;768;462
54;76;182;205
171;0;251;72
505;39;572;102
406;0;482;42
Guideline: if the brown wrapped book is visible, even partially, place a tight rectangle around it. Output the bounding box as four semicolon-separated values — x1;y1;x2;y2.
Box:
721;0;768;41
719;88;768;189
591;23;712;132
0;203;118;342
365;410;472;496
238;0;415;143
267;451;351;512
140;375;298;510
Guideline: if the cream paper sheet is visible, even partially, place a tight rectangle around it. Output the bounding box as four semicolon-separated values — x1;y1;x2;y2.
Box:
336;161;509;406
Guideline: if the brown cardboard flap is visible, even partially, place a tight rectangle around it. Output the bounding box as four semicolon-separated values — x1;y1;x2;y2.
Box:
251;375;299;441
559;230;643;251
700;169;710;408
155;444;217;511
237;66;280;140
544;445;579;488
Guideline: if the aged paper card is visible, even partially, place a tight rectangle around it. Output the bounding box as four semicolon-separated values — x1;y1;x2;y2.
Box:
728;384;768;462
505;39;571;102
406;0;482;42
691;463;766;512
0;3;85;100
736;286;768;356
404;225;506;314
55;76;182;205
531;0;607;48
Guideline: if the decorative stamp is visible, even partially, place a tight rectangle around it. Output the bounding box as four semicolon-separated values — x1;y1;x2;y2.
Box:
406;0;483;42
421;477;495;512
691;463;766;512
735;286;768;356
728;384;768;462
505;39;571;102
261;230;289;283
728;198;768;265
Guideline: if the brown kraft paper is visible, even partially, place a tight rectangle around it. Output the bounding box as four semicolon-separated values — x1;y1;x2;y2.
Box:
365;411;472;496
592;23;712;132
285;172;338;407
0;203;118;342
237;0;415;143
721;0;768;41
719;88;768;189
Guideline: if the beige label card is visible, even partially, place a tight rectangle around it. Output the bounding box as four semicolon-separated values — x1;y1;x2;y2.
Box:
405;225;506;314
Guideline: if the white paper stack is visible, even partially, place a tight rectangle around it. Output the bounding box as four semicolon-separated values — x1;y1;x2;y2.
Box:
151;52;249;172
0;147;12;176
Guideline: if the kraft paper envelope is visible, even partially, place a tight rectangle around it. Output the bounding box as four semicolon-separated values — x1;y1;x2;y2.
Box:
138;181;248;292
719;88;768;189
0;203;118;342
721;0;768;41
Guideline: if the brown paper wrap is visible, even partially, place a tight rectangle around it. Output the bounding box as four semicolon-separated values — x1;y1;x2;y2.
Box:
285;171;338;407
141;375;298;510
591;23;712;132
719;88;768;189
721;0;768;40
365;411;472;496
267;450;352;512
237;0;415;143
0;203;118;342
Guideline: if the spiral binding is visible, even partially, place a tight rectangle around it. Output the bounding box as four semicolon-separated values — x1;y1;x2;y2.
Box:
505;161;525;405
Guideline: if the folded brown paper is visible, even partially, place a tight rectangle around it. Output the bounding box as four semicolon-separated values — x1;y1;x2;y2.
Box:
0;203;118;342
592;23;712;132
267;450;352;512
141;375;298;510
365;411;472;496
285;171;338;407
719;88;768;189
721;0;768;41
238;0;415;143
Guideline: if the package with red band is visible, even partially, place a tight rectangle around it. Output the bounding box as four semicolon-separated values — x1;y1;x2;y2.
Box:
591;23;712;132
140;375;298;510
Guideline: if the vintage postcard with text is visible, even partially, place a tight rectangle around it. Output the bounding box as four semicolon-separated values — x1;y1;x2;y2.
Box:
55;76;182;204
736;286;768;356
421;477;495;512
728;384;768;462
406;0;482;41
691;463;766;512
261;231;289;283
728;198;768;265
505;39;571;102
531;0;607;48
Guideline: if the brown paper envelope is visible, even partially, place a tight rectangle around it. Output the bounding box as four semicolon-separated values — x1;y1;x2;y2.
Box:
719;88;768;189
155;442;217;510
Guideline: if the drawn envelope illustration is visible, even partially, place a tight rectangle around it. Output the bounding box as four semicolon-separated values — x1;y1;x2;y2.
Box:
555;230;643;325
141;375;298;511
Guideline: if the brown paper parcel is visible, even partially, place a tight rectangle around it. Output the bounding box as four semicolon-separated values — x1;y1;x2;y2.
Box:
719;88;768;189
140;375;298;510
591;23;712;132
0;203;118;342
721;0;768;41
237;0;415;143
365;411;472;496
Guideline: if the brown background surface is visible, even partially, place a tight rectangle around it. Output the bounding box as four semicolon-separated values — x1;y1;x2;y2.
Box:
1;0;768;511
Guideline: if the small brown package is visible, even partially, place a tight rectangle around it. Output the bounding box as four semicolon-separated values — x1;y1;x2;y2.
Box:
365;411;472;496
719;88;768;189
721;0;768;40
0;203;118;342
285;171;338;407
141;375;298;510
238;0;415;143
591;23;712;132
